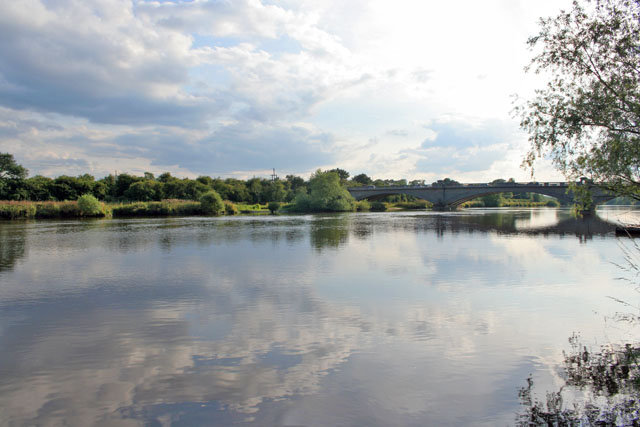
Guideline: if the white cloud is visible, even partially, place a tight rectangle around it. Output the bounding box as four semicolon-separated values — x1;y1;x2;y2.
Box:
0;0;575;180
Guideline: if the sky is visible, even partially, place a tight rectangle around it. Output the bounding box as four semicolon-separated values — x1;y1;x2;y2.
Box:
0;0;574;182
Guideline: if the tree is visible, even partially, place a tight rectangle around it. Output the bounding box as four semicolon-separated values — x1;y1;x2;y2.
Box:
51;175;94;201
351;173;373;185
0;153;28;180
124;180;163;201
431;178;461;186
263;180;286;202
114;173;141;198
0;153;28;199
328;168;350;182
285;174;306;191
518;0;640;201
162;177;186;199
24;175;54;201
292;170;355;212
268;201;281;214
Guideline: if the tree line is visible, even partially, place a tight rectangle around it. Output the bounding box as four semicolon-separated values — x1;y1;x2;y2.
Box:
0;153;570;211
0;153;434;204
0;153;320;203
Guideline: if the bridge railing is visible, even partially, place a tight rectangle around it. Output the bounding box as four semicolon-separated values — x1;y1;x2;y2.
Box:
348;182;570;190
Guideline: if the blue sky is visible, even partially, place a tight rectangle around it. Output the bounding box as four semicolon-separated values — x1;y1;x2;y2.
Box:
0;0;572;181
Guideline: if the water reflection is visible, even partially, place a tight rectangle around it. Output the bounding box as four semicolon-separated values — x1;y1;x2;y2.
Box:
310;215;350;251
0;208;639;426
0;222;27;272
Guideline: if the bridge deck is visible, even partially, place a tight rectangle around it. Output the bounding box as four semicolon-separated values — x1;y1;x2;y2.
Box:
347;182;611;209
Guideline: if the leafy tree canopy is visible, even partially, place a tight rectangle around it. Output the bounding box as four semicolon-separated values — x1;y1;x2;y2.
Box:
352;173;374;185
431;178;461;186
0;153;28;180
518;0;640;200
328;168;350;182
292;170;355;212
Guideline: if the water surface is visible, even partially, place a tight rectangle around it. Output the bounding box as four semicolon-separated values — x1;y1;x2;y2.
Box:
1;208;639;426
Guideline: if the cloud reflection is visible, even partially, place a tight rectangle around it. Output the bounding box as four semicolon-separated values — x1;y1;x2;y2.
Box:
0;210;637;425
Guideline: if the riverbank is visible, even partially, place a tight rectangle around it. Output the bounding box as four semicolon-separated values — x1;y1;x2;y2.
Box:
0;199;437;219
0;198;564;220
0;200;271;219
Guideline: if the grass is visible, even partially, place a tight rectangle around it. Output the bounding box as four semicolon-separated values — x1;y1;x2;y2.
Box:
0;200;110;219
235;203;271;213
111;199;201;216
0;199;251;219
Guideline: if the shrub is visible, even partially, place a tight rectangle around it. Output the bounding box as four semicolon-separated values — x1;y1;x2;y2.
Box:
111;200;201;217
268;201;281;214
199;190;224;215
224;200;239;215
33;201;80;218
370;201;387;211
546;199;560;207
356;200;371;211
0;202;37;219
77;194;103;216
463;199;485;208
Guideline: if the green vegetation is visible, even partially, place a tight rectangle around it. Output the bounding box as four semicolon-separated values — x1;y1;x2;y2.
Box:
0;202;37;219
268;201;281;214
235;203;269;213
0;200;109;219
77;194;105;216
111;200;201;216
199;191;224;215
463;196;560;208
517;336;640;425
224;200;239;215
370;201;387;212
517;0;640;203
393;200;430;210
356;200;370;211
290;170;356;212
0;152;575;219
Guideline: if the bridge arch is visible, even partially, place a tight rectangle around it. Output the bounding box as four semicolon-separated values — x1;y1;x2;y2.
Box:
445;188;574;208
347;183;614;210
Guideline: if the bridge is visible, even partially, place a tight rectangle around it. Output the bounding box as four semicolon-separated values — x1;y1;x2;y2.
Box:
347;182;615;210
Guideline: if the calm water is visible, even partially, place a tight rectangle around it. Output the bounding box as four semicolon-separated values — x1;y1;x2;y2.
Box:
1;208;640;426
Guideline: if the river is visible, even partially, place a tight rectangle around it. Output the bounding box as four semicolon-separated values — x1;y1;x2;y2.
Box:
1;207;639;426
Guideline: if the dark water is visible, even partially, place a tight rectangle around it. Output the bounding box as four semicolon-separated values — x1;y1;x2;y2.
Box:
1;208;639;426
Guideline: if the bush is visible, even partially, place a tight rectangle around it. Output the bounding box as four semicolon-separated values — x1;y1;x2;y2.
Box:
77;194;103;216
463;199;485;208
370;201;387;211
199;190;224;215
356;200;371;211
268;201;281;214
0;202;37;219
546;199;560;207
224;200;239;215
